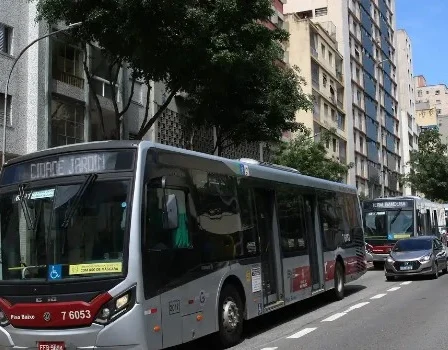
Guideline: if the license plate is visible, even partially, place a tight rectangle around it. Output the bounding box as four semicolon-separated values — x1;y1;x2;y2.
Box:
37;342;65;350
400;266;413;271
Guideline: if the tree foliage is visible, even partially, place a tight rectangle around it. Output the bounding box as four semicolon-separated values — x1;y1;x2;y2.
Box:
403;129;448;201
273;127;354;182
33;0;312;144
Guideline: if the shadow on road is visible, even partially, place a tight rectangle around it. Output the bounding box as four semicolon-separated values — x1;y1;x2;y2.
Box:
170;284;366;350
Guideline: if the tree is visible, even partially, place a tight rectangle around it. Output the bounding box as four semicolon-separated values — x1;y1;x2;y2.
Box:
33;0;312;143
403;129;448;201
273;127;353;182
182;64;312;155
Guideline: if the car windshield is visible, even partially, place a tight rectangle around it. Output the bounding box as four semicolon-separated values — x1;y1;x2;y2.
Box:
0;179;130;281
393;239;432;252
363;209;413;239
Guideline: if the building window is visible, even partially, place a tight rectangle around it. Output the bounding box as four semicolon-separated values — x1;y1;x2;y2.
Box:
436;100;441;104
417;90;422;97
51;97;85;147
0;23;13;55
315;7;328;17
437;109;441;114
52;40;84;88
435;90;440;95
0;93;12;125
321;44;326;59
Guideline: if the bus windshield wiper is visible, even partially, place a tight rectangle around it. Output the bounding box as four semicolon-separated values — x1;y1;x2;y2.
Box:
61;173;97;228
18;184;34;230
389;208;402;227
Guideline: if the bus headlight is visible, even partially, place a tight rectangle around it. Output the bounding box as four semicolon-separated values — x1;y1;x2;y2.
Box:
0;308;9;326
94;285;136;325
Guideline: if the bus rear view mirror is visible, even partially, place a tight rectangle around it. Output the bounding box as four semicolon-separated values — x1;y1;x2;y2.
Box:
163;194;179;230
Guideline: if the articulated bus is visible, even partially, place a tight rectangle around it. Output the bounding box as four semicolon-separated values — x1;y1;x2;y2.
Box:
0;141;366;350
362;196;446;268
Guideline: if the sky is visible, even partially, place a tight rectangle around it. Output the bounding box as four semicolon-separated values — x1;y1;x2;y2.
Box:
396;1;447;85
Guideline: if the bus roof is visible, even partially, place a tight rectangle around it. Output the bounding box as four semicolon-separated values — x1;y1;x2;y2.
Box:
3;140;357;195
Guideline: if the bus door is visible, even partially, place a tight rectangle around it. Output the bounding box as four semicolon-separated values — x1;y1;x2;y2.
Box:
253;188;282;306
304;195;324;292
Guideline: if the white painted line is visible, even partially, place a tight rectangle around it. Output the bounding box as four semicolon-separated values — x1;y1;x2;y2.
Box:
287;327;318;339
387;287;401;292
321;312;347;322
261;348;278;350
370;293;387;299
401;281;412;285
344;301;370;312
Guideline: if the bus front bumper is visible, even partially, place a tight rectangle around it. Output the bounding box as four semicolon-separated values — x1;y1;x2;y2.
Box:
371;253;389;262
0;305;149;350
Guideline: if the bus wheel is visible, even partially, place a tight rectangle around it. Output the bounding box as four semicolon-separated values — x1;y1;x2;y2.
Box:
218;284;244;348
334;262;345;300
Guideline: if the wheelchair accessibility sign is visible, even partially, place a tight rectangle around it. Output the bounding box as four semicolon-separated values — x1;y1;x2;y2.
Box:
48;264;62;280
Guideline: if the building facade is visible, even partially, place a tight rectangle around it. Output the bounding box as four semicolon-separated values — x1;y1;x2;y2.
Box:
0;0;286;163
414;75;448;143
395;29;418;195
285;0;402;198
285;16;348;170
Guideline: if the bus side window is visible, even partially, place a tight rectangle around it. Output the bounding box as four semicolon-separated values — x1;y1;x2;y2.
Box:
145;187;191;250
318;192;340;251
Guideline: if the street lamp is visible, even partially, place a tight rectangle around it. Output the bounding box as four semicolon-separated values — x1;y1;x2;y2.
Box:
375;58;391;198
2;22;82;166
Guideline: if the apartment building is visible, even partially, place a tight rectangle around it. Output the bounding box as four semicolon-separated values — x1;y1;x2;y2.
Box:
285;16;348;172
414;75;448;142
285;0;402;198
0;1;158;162
395;29;418;195
0;0;287;163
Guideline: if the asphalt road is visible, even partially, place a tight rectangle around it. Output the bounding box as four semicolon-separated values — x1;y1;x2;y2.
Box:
174;265;448;350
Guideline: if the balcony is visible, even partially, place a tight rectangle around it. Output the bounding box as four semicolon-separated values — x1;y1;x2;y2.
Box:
53;70;84;89
311;46;318;58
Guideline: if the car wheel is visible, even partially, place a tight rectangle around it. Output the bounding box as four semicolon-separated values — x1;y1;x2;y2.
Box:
386;275;394;281
433;262;439;279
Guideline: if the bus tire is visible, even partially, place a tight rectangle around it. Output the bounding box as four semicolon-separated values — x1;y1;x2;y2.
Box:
217;284;244;348
334;261;345;300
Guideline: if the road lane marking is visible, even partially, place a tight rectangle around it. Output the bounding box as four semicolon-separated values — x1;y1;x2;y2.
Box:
321;312;347;322
261;348;278;350
401;281;412;285
387;287;401;291
287;327;317;339
370;293;387;299
344;302;370;312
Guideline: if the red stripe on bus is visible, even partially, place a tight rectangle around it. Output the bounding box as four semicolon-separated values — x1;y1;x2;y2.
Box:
291;266;311;292
0;292;111;328
325;256;365;280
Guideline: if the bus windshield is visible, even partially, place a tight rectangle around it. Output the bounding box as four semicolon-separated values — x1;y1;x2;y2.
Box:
364;209;413;240
0;179;130;281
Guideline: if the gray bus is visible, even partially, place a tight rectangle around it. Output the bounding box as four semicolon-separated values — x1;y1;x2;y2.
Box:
0;141;366;349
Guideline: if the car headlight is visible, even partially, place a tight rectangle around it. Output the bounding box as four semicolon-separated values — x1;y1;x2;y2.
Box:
419;255;431;263
386;256;394;263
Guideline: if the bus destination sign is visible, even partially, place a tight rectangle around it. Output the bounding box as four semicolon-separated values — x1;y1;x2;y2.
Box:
30;153;106;180
363;200;413;210
1;150;134;185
